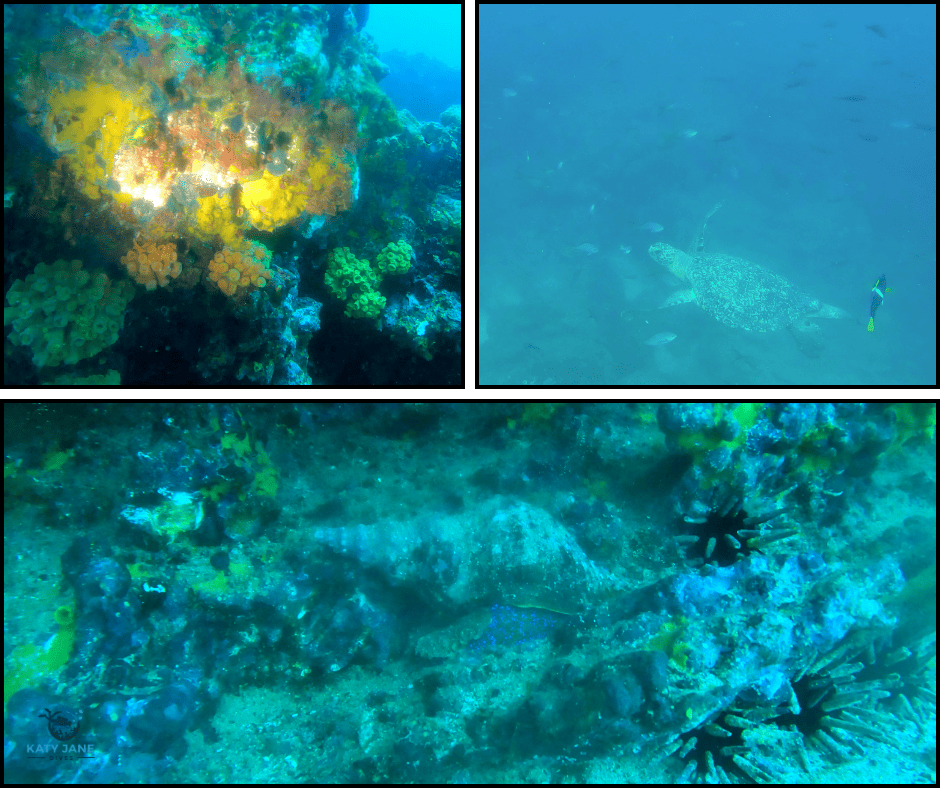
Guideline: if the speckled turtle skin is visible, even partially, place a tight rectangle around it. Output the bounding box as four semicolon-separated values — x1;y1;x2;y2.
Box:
648;243;824;331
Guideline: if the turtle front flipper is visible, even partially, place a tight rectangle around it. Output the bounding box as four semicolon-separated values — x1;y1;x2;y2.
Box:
660;289;696;308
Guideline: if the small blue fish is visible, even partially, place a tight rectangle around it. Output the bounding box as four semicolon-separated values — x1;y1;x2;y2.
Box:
644;332;677;346
634;222;664;232
867;274;891;332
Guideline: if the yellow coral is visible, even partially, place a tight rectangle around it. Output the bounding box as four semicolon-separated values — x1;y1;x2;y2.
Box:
304;146;352;216
195;192;244;248
120;240;181;291
46;81;152;201
240;170;307;232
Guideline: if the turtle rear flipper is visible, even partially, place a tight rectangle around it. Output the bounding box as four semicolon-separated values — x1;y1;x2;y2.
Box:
790;317;820;333
660;289;696;308
690;201;724;255
809;302;851;319
788;318;824;357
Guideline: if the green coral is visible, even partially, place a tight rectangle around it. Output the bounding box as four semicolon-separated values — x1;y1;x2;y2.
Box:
54;604;76;627
50;369;122;385
4;259;135;367
887;403;936;446
345;290;386;319
4;601;77;709
676;403;765;456
153;493;203;542
324;247;379;302
375;240;414;276
646;617;692;670
324;242;413;319
212;412;280;501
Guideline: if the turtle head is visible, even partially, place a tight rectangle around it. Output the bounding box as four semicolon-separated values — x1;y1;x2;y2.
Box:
648;243;691;280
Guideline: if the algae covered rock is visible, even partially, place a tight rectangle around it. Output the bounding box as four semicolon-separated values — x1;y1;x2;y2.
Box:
310;496;622;613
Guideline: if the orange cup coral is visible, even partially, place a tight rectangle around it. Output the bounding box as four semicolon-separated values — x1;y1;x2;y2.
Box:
207;246;273;298
120;240;182;290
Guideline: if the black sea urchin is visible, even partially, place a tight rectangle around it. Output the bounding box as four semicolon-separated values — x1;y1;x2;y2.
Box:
671;629;937;784
676;494;798;567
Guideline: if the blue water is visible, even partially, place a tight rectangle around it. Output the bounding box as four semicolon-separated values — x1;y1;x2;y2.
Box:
369;4;461;121
479;4;936;385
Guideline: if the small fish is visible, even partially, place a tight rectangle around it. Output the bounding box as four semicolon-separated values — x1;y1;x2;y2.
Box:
867;274;891;332
890;120;913;129
620;245;632;255
680;129;698;138
634;222;664;233
836;95;867;101
784;79;807;90
865;24;888;39
713;133;735;143
644;332;677;346
847;118;864;123
732;348;758;369
502;88;517;98
575;243;599;255
858;133;878;141
913;122;935;132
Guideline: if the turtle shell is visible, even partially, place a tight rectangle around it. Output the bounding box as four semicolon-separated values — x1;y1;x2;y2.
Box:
685;253;814;331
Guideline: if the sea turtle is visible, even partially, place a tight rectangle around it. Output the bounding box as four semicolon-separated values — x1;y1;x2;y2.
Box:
648;204;850;344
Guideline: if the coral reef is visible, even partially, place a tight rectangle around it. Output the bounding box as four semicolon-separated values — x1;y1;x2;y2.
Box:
3;5;461;384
